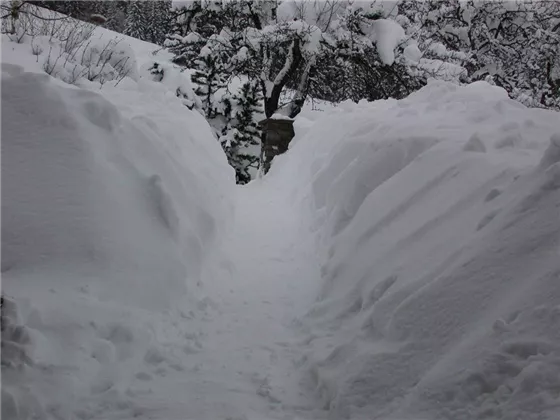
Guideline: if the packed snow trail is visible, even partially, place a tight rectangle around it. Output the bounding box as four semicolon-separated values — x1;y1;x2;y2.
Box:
116;180;325;420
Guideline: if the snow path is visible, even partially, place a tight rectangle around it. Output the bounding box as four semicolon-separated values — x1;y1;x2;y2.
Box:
127;180;325;420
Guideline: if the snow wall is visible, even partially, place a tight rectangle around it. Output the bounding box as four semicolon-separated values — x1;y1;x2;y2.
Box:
269;80;560;420
1;63;234;417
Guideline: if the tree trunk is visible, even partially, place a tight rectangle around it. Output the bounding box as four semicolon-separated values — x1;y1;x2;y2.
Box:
258;118;295;174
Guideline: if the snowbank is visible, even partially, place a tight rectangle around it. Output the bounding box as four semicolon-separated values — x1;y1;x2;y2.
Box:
2;56;233;420
268;80;560;420
2;63;232;306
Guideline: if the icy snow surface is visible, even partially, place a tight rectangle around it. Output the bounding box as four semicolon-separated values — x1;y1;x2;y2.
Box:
3;17;560;420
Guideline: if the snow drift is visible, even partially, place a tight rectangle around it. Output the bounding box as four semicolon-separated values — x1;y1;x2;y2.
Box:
2;63;232;309
1;62;233;418
268;80;560;420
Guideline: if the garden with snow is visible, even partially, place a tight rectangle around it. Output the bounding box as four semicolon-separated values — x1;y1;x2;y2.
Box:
2;2;560;420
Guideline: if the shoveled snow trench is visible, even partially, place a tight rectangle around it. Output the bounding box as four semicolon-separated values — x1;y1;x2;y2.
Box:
3;41;560;420
1;64;325;420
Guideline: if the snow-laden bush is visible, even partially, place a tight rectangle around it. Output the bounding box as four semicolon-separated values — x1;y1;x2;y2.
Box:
75;37;138;83
399;0;560;110
2;3;95;45
40;36;138;85
145;61;201;110
2;3;138;87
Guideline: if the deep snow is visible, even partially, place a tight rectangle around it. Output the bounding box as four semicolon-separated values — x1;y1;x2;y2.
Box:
272;82;560;420
3;11;560;420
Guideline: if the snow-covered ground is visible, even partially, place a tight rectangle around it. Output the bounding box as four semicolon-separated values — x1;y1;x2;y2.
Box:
3;11;560;420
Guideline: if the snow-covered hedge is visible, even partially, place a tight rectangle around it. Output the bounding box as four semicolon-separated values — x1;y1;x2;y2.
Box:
3;4;139;86
269;80;560;420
